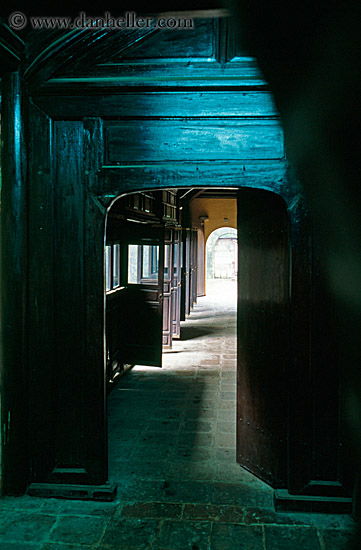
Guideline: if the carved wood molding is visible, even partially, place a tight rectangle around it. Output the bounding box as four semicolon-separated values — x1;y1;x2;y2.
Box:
0;22;24;73
23;26;161;91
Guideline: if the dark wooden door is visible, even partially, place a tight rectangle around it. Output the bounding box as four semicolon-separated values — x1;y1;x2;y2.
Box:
237;189;290;488
172;228;182;339
181;228;191;320
190;229;198;307
114;221;164;367
162;228;174;348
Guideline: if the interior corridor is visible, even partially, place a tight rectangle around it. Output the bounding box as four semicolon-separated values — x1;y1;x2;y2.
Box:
108;279;272;504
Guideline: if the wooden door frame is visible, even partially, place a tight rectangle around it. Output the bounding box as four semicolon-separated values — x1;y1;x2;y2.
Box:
21;108;313;500
24;117;311;495
5;75;314;499
92;175;311;489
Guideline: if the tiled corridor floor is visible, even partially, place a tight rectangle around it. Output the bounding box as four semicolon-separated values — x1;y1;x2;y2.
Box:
0;280;356;548
108;279;273;505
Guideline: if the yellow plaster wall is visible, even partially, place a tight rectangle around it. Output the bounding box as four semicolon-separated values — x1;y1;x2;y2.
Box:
190;198;237;243
190;198;237;294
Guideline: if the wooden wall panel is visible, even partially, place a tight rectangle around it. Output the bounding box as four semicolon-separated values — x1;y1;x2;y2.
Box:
105;120;284;164
28;102;56;483
118;18;217;61
34;91;279;120
53;121;85;471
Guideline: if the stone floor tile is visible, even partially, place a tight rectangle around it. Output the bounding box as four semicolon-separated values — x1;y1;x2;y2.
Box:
144;419;182;432
108;444;134;460
131;444;176;462
159;388;188;396
180;420;215;433
264;525;321;550
183;408;217;419
116;480;165;503
318;528;356;549
100;517;159;548
219;400;236;410
195;370;220;377
212;482;274;508
183;503;244;523
220;392;236;401
221;372;236;379
157;398;187;409
242;507;311;526
178;432;214;448
189;388;219;396
186;388;215;398
185;400;216;411
214;463;257;484
211;523;264;550
154;480;215;504
215;448;236;462
214;432;236;448
166;462;215;481
176;446;213;462
56;500;117;518
150;408;185;420
137;432;178;446
0;496;45;511
216;421;235;433
0;544;40;550
42;544;92;550
152;520;212;550
38;500;64;514
113;460;170;481
300;513;355;530
107;421;143;434
0;513;56;544
110;431;142;445
217;410;236;422
121;502;182;520
48;515;107;546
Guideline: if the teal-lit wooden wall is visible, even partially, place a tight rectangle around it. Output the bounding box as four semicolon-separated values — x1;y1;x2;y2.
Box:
0;12;352;507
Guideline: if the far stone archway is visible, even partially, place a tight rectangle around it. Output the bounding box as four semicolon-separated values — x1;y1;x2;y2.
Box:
206;227;238;280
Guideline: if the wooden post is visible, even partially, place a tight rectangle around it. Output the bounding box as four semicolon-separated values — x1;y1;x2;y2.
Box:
0;72;28;495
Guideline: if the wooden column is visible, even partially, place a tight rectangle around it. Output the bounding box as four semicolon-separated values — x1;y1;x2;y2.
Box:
83;118;108;484
28;101;56;484
0;72;28;495
197;225;205;297
27;118;115;500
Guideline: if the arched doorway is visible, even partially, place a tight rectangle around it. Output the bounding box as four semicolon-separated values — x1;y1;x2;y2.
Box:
103;187;291;492
206;227;238;281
